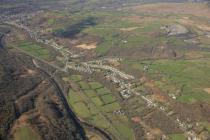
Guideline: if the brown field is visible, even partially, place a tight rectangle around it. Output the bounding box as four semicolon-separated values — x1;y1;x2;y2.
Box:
121;16;159;24
120;27;139;32
6;28;28;43
75;43;97;50
86;130;104;140
132;3;210;18
204;88;210;94
177;17;210;32
20;69;37;78
184;51;203;59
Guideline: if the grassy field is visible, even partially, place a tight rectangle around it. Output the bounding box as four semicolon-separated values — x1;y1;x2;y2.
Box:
79;81;90;90
23;3;210;58
113;121;134;140
84;89;97;97
199;122;210;132
13;41;52;60
80;11;190;55
66;75;135;140
74;102;91;118
27;9;183;55
14;125;40;140
17;1;210;59
89;82;103;89
169;134;187;140
101;94;116;104
70;75;82;82
123;59;210;104
87;18;177;55
96;87;111;95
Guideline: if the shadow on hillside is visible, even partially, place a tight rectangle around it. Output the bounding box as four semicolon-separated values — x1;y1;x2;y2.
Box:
53;17;97;38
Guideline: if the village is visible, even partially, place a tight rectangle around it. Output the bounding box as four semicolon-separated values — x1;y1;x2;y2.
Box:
1;12;205;140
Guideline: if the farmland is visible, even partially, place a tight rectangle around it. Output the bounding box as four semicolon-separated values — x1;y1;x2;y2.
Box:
66;74;135;140
122;58;210;104
14;41;51;60
1;0;210;140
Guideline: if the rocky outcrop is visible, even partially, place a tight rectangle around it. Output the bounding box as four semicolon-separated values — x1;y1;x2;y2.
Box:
161;24;189;36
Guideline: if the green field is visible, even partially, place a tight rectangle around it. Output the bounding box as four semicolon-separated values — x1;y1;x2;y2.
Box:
70;75;82;82
101;94;116;104
169;134;187;140
20;3;210;58
102;102;121;112
90;114;110;129
96;87;111;95
21;5;210;57
84;89;97;97
82;14;187;55
31;9;187;55
14;125;40;140
68;90;85;103
123;59;210;104
14;41;51;60
92;97;104;106
79;81;90;90
66;75;135;140
89;82;103;89
113;121;135;140
74;102;91;118
199;122;210;132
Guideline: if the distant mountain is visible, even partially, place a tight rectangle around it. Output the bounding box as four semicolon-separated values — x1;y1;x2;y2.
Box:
1;0;209;15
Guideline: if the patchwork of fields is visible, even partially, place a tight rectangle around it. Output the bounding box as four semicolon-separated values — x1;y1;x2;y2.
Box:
122;59;210;104
65;75;135;140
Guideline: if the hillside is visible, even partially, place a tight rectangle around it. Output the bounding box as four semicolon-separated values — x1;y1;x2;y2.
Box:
0;42;86;140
